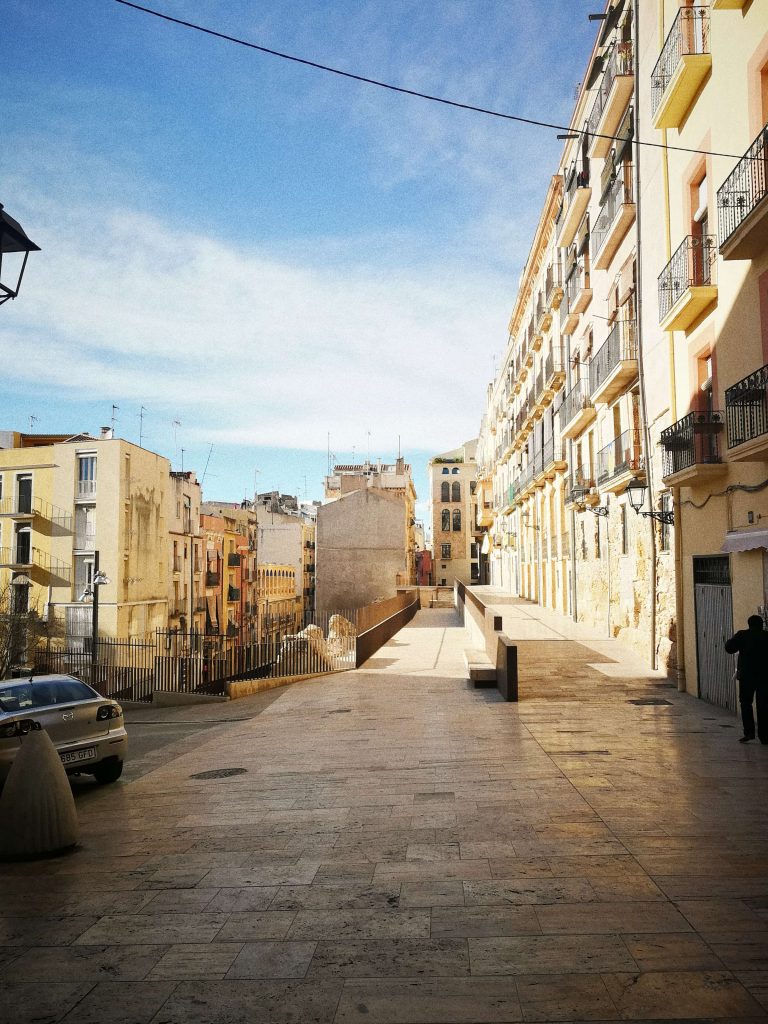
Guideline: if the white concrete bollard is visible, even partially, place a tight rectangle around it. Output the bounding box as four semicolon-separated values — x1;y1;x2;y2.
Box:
0;726;78;860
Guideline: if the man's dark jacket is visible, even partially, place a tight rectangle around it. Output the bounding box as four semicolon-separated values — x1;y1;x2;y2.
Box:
725;627;768;684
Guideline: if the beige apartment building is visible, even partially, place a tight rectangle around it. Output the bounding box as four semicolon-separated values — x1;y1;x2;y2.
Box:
477;0;768;705
256;563;300;645
0;430;170;643
428;439;481;588
201;502;259;639
256;492;316;624
167;470;204;635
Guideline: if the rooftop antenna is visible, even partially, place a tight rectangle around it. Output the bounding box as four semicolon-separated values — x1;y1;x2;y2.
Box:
201;443;214;487
138;406;147;448
172;418;181;457
111;404;119;433
366;430;371;465
253;467;260;504
180;447;185;473
28;414;38;433
398;435;401;459
303;474;308;500
327;432;331;475
351;445;355;465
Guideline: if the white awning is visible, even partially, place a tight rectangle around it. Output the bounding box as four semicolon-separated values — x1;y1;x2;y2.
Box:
480;534;490;555
721;529;768;553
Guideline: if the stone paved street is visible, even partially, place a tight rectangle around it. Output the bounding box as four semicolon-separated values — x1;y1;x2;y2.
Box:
2;603;768;1023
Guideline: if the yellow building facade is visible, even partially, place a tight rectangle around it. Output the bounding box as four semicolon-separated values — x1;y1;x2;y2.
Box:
257;564;301;645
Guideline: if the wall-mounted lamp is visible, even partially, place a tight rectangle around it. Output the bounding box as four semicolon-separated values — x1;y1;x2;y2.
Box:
626;479;675;526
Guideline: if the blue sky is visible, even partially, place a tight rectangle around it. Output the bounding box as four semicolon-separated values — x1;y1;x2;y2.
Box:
2;0;598;513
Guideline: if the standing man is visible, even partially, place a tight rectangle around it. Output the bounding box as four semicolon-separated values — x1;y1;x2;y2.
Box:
725;615;768;744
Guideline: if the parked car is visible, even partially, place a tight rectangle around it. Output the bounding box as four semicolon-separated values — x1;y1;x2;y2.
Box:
0;674;127;785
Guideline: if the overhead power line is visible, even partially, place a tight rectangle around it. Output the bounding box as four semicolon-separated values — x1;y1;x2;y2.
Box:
112;0;745;163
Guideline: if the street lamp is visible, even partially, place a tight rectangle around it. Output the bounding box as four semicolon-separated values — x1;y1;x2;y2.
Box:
79;552;111;687
626;479;675;525
0;203;40;305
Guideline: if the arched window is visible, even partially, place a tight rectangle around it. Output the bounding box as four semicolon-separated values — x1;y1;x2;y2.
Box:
451;481;461;502
442;467;449;474
441;509;450;531
453;509;461;531
452;467;460;474
440;481;450;502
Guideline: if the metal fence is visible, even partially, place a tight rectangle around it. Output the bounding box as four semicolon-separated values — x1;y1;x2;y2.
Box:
718;124;768;249
726;361;768;449
651;6;710;119
658;234;717;323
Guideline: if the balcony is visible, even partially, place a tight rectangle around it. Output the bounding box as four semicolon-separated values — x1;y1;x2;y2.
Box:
172;555;182;574
541;437;567;478
0;496;72;529
535;294;551;337
74;528;96;552
227;586;241;603
660;410;726;485
558;164;592;248
76;479;97;500
726;362;768;461
205;571;220;588
587;40;635;159
718;124;768;260
651;6;711;130
0;545;71;582
596;429;644;493
544;346;567;395
658;235;717;331
545;262;564;310
561;259;592;335
558;377;596;439
592;167;636;270
227;552;241;567
589;319;638;405
564;465;598;508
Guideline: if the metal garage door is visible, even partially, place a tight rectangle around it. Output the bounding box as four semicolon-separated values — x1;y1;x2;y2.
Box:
693;556;735;712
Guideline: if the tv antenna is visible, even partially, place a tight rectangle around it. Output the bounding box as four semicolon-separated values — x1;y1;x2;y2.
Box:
201;443;214;486
172;419;181;456
28;414;38;432
111;404;119;433
138;406;147;448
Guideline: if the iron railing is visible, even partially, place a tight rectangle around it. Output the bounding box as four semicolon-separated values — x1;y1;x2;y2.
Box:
0;496;72;527
726;362;768;449
542;436;566;473
586;39;634;139
227;552;241;567
544;346;566;385
74;528;96;551
658;234;717;322
592;167;634;258
651;6;710;119
76;480;97;499
545;262;562;306
559;376;593;430
718;123;768;250
565;161;590;199
596;429;643;485
590;319;637;395
660;409;724;478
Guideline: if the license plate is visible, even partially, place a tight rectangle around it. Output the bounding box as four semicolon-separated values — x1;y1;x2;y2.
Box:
60;747;96;765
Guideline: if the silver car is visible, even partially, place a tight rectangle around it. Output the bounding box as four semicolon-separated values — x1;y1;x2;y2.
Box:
0;674;128;785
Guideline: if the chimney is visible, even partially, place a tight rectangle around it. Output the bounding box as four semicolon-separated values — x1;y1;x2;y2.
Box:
100;427;113;440
396;457;405;474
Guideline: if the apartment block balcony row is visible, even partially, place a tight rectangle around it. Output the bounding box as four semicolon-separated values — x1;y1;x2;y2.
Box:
0;545;71;582
718;123;768;261
0;495;73;529
587;38;634;159
658;234;717;332
651;5;710;131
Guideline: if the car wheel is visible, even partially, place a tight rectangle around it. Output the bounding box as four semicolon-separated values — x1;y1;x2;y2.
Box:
92;759;123;784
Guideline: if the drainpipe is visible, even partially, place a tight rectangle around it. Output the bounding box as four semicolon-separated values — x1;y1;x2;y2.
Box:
633;0;659;671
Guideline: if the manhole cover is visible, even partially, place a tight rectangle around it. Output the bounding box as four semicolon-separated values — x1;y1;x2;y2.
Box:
628;698;672;706
190;768;248;779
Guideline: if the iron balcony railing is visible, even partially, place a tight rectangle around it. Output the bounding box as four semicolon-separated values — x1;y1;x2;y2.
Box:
565;161;590;199
658;234;717;323
726;362;768;449
586;39;634;139
227;586;241;603
76;479;97;499
651;5;710;119
74;528;96;551
542;436;566;472
596;429;643;485
545;262;562;306
0;496;72;528
718;123;768;250
660;409;724;478
590;319;637;395
592;167;634;257
205;571;220;587
0;545;71;580
544;345;566;384
559;376;593;429
227;552;241;567
565;464;594;505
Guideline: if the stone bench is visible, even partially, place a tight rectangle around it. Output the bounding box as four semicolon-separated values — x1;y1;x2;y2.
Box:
463;648;497;688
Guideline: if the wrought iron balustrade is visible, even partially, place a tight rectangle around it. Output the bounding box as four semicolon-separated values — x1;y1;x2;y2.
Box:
726;362;768;449
596;429;643;485
544;346;565;384
651;6;710;119
587;39;635;139
660;410;724;477
658;234;716;323
559;377;593;429
590;319;637;395
718;123;768;250
592;167;634;257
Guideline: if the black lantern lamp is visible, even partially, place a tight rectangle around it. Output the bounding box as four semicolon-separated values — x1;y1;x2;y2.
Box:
0;203;40;305
626;478;675;525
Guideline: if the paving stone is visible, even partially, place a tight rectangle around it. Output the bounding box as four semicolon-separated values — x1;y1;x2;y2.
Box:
0;943;168;981
0;982;94;1024
287;908;430;940
469;933;637;975
431;906;541;938
333;976;522;1022
60;980;177;1023
148;943;244;980
602;969;764;1018
306;937;469;978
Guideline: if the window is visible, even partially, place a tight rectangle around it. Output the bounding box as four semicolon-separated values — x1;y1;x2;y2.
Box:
442;467;449;475
453;509;461;531
470;542;478;559
16;474;32;515
441;481;450;502
451;482;461;502
621;504;628;555
77;455;97;498
440;578;446;585
441;543;451;559
452;467;459;475
470;481;477;495
441;509;450;532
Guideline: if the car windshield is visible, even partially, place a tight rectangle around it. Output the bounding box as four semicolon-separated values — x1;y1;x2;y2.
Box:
0;679;97;713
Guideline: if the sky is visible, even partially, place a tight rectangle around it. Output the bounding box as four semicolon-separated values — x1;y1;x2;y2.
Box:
2;0;598;516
